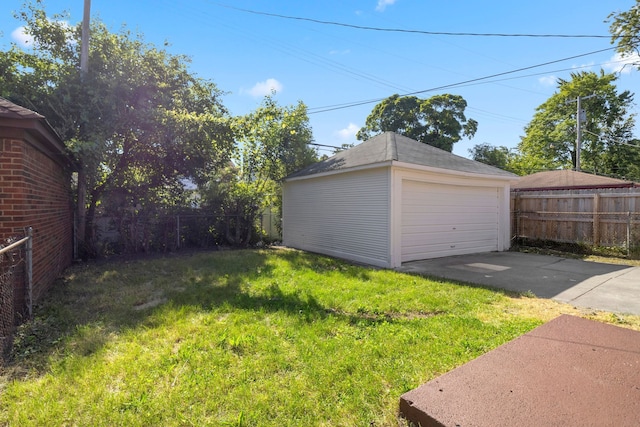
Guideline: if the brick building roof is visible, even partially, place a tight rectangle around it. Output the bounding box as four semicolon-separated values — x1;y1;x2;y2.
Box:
0;97;74;170
0;97;44;119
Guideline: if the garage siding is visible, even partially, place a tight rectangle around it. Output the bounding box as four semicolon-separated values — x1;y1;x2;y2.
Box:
401;180;499;262
283;168;390;267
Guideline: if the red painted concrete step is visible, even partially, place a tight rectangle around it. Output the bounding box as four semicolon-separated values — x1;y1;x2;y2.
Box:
399;314;640;427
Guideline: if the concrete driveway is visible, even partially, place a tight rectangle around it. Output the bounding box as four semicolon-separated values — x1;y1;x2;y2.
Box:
398;252;640;315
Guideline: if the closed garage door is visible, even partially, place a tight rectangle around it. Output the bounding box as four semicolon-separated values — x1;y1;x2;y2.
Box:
401;180;499;262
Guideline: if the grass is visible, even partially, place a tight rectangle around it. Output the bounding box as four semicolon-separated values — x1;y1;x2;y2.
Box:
1;248;639;426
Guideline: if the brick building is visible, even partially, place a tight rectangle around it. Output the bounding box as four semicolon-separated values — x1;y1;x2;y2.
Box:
0;98;74;326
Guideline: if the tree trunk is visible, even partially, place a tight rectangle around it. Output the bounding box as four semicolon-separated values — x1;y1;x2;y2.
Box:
76;168;87;259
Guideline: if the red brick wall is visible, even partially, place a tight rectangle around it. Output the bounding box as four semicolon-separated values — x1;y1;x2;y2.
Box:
0;133;73;317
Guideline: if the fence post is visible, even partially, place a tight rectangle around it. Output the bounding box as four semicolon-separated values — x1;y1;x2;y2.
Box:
25;227;33;318
593;193;600;246
628;212;632;258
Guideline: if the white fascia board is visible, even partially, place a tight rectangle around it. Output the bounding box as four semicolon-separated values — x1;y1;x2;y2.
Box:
284;161;392;182
392;161;517;183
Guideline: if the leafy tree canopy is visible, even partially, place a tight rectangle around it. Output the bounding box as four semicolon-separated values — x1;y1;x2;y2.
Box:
511;71;639;179
356;93;478;152
200;96;317;245
0;1;235;254
608;1;640;62
469;143;514;171
233;95;317;192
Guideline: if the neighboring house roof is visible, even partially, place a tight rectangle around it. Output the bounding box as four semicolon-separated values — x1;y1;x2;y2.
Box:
512;170;638;191
287;131;517;180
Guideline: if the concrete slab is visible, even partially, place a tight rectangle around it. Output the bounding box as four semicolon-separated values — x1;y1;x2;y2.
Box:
398;252;640;315
399;315;640;427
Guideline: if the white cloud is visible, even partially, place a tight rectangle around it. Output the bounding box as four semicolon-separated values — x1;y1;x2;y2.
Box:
245;78;283;97
11;26;33;47
375;0;397;12
11;20;76;48
336;123;360;140
538;75;557;87
572;61;595;71
605;52;640;74
329;49;351;55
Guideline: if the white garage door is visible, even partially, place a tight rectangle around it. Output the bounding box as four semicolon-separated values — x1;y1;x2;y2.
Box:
401;180;499;262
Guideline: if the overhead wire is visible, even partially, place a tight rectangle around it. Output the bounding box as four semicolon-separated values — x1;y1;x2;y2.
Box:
156;0;417;93
307;46;618;114
210;3;611;39
158;1;626;132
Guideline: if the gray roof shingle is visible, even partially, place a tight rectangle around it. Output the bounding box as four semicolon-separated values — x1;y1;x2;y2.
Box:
287;132;517;179
0;97;44;120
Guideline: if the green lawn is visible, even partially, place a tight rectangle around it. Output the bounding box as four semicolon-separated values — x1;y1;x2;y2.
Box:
0;248;628;426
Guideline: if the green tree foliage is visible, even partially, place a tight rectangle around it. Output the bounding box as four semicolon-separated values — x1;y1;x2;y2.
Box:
608;1;640;60
234;96;317;193
511;71;639;179
469;143;514;171
0;1;234;255
356;93;478;152
200;96;317;245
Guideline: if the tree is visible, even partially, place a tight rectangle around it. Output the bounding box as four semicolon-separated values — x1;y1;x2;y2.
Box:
469;143;514;171
511;71;639;178
200;96;317;245
356;94;478;152
234;96;317;192
608;1;640;61
0;1;234;256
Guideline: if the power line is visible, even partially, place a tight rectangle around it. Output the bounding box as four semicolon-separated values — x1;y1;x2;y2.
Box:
308;142;342;149
212;3;610;39
307;46;617;114
157;0;416;93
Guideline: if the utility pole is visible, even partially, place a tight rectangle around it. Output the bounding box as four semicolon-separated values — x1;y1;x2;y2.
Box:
80;0;91;80
576;95;583;171
77;0;91;258
566;94;596;171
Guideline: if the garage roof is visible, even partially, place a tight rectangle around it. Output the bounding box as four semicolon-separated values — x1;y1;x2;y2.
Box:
287;131;517;179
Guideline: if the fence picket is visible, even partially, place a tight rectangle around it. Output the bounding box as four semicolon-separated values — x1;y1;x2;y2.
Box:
511;189;640;252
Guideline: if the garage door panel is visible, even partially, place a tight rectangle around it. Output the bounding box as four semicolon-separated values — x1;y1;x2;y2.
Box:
402;213;496;226
401;180;499;262
402;230;498;247
404;194;496;206
402;205;498;215
403;211;496;222
403;223;496;234
402;240;498;259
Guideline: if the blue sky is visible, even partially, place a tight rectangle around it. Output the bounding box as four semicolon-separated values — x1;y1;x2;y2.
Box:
1;0;638;158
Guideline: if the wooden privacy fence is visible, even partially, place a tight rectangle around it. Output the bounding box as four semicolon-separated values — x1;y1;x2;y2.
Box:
512;190;640;251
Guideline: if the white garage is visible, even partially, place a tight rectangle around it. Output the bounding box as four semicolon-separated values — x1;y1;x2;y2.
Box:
283;132;517;268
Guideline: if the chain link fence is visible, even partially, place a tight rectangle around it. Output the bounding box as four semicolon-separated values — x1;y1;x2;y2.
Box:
94;211;281;256
0;229;32;355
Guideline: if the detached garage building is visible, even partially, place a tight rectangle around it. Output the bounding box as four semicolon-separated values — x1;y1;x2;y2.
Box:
282;132;517;268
